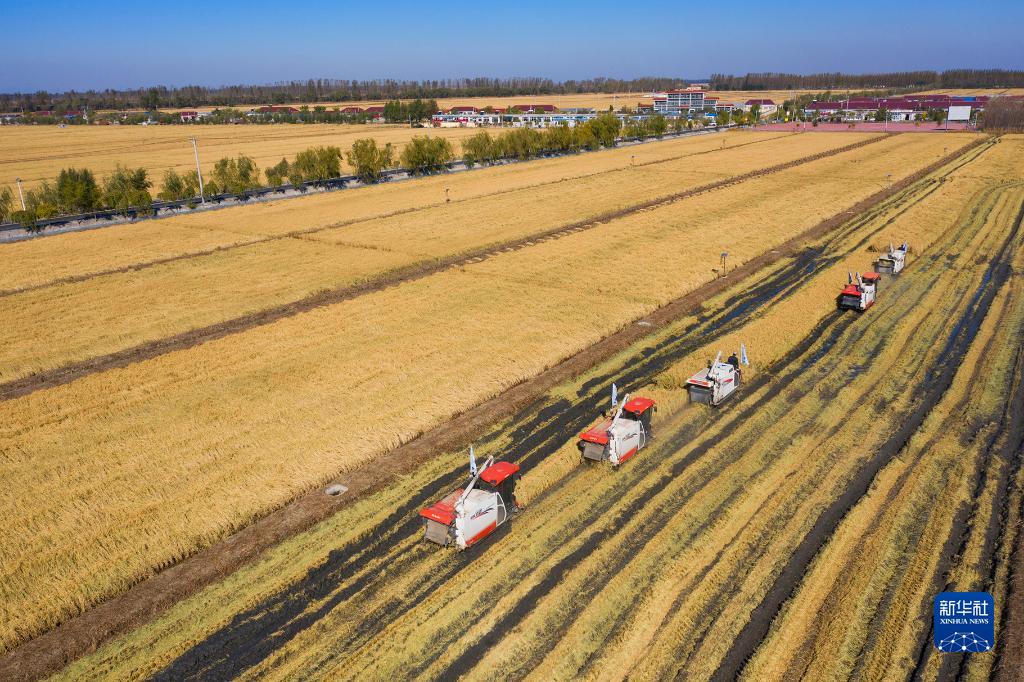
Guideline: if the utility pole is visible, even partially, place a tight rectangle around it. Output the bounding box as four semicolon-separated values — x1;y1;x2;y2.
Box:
190;137;206;205
15;177;25;210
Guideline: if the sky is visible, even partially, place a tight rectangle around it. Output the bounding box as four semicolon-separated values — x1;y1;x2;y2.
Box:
3;0;1022;92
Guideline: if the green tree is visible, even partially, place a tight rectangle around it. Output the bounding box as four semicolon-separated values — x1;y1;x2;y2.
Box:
585;113;622;147
383;100;407;123
210;154;260;194
648;114;668;137
462;131;497;167
265;158;290;187
400;136;454;174
102;166;153;215
55;168;101;213
140;87;161;112
0;186;13;223
157;168;202;201
347;138;395;183
288;146;342;184
496;128;543;160
874;108;890;122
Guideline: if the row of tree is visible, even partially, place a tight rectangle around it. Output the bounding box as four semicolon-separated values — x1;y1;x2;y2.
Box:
709;69;1024;91
1;78;688;113
9;167;154;229
980;98;1024;130
5;118;730;229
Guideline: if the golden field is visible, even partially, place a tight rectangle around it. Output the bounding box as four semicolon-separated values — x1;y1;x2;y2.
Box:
0;130;874;381
48;135;1024;680
0;129;779;291
0;122;483;194
0;132;977;655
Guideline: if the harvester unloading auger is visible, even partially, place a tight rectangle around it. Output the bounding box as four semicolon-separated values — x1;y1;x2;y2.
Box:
420;449;520;550
577;386;657;467
686;345;749;406
876;241;909;275
836;271;881;312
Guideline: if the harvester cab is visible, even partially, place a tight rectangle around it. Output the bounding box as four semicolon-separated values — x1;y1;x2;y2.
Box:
578;391;656;467
876;242;908;275
836;271;880;312
419;453;520;550
686;345;748;406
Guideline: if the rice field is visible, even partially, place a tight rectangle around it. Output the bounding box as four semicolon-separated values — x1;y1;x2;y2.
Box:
2;129;1023;681
0;123;483;194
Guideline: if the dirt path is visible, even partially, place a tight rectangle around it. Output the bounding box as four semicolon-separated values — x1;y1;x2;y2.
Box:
0;134;884;402
0;139;986;682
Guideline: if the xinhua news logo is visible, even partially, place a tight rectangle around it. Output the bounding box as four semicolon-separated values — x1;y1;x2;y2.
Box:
934;591;994;653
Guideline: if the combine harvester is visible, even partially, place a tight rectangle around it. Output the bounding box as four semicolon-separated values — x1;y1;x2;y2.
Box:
420;451;520;550
578;387;656;467
875;241;909;275
686;345;749;406
837;271;881;312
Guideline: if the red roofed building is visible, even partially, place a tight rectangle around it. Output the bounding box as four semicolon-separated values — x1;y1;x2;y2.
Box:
449;105;480;113
340;106;364;114
253;106;299;114
513;103;557;113
740;99;778;117
178;111;199;122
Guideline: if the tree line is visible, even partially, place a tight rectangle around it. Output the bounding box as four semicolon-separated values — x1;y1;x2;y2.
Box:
709;69;1024;91
1;77;688;114
4;116;727;229
980;98;1024;131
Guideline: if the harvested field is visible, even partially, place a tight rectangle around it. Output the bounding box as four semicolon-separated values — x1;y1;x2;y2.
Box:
22;133;1022;682
3;130;1023;682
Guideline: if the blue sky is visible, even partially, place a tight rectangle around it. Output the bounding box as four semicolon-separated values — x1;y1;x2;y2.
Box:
3;0;1022;92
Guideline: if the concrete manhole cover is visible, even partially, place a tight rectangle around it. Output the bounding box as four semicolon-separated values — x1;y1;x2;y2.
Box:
324;484;348;497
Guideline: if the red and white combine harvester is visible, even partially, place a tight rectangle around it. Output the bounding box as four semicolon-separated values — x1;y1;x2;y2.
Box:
836;271;881;312
686;345;748;406
420;452;520;550
578;389;656;467
876;242;908;275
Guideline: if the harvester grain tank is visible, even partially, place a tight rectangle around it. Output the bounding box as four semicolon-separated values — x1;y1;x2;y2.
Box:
686;345;748;406
420;453;520;549
836;271;881;312
876;242;908;275
578;392;656;467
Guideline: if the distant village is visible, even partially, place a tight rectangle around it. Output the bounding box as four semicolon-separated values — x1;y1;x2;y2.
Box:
2;85;1017;127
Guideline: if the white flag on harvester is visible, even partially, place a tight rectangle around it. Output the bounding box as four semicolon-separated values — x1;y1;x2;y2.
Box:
469;445;477;476
611;383;618;407
741;344;750;366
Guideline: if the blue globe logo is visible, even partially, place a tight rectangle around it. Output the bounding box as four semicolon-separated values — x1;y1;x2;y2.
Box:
937;632;991;653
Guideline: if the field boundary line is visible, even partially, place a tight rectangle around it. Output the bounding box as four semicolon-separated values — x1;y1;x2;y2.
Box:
0;133;890;401
0;137;987;682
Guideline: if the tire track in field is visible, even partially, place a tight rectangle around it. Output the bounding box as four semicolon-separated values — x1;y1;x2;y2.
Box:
547;188;992;678
673;186;1010;681
810;188;1022;682
712;185;1024;682
3;138;985;682
0;134;891;402
157;158;929;679
779;190;1014;682
0;132;794;298
151;242;851;681
908;196;1024;681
